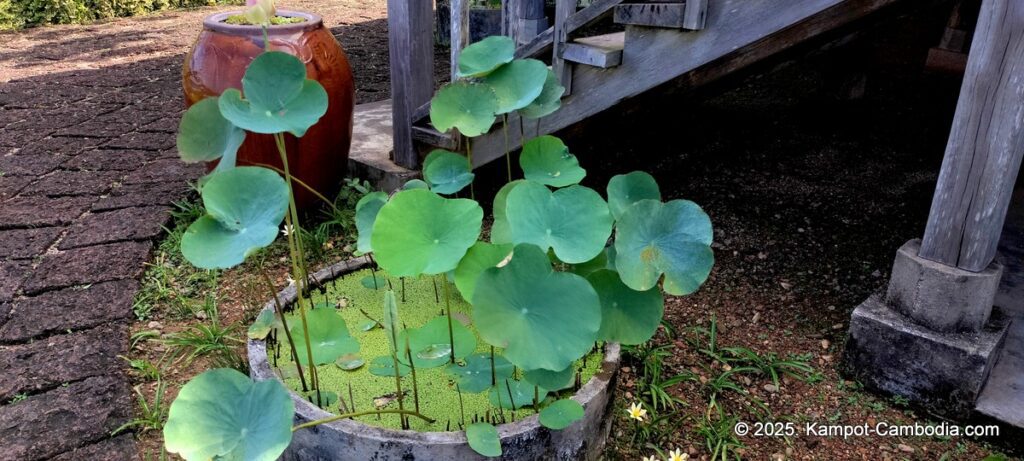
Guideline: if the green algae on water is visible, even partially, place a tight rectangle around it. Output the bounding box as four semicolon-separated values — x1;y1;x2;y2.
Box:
274;267;604;432
223;15;306;25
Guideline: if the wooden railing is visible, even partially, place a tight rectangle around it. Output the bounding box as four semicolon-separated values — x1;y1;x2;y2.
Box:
387;0;622;168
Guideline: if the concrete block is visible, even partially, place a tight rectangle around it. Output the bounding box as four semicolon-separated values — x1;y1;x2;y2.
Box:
887;239;1003;333
843;295;1010;418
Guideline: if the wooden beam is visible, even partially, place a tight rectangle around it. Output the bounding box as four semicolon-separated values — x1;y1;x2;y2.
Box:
553;0;576;95
563;32;625;68
919;0;1024;272
451;0;470;81
387;0;434;168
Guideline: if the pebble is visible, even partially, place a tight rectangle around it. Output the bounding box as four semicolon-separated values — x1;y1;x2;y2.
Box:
897;444;915;453
146;321;163;330
821;339;831;350
763;383;779;393
780;281;793;290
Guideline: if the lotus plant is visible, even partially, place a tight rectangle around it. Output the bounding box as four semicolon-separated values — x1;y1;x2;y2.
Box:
163;34;714;460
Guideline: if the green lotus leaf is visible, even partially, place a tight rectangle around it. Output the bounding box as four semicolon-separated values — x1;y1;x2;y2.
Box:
466;422;502;457
371;189;483;277
301;390;338;410
177;97;245;167
368;355;411;377
454;241;514;302
489;179;525;244
360;273;388;290
519;69;565;119
482;59;549;114
335;353;364;371
287;306;358;366
488;379;548;410
423;150;474;194
539;399;584;430
429;82;499;136
396;315;477;368
217;51;328;137
506;182;612;264
445;352;514;393
570;247;616;277
457;36;515;77
524;365;574;392
473;244;601;371
402;179;431;190
587;269;664;345
180;167;289;270
355;191;388;255
247;309;278;340
164;369;293;461
519;135;586;187
614;199;714;295
607;171;661;220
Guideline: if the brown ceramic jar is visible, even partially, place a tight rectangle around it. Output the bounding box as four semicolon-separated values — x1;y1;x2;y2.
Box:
183;10;355;213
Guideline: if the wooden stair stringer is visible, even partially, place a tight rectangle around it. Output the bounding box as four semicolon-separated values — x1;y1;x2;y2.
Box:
466;0;905;168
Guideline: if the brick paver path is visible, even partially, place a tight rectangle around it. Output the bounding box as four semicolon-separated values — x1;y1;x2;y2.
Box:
0;1;399;458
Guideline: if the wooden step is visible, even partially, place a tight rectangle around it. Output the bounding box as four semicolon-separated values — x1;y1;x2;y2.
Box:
614;0;707;30
563;32;626;68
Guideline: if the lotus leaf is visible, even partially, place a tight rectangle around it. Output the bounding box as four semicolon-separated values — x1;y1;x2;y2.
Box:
302;390;338;410
488;379;548;410
355;191;388;255
489;179;525;244
360;273;388;290
445;352;514;393
587;269;664;345
473;244;601;371
524;365;574;392
519;69;565;119
164;369;293;461
519;135;586;187
614;199;714;295
247;309;277;340
371;189;483;277
368;355;411;377
287;306;358;366
539;399;584;430
505;182;612;264
466;422;502;457
396;316;477;368
454;241;514;302
218;51;328;137
177;97;245;168
429;82;499;136
570;247;616;277
423;150;474;194
482;59;549;114
457;36;514;77
403;179;430;190
335;353;364;371
607;171;661;220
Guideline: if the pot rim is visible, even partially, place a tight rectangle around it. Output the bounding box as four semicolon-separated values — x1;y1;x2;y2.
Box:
247;255;621;444
203;9;323;35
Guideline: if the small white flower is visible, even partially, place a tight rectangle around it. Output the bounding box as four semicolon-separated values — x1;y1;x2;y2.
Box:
285;275;295;286
642;456;659;461
626;402;647;422
281;224;294;236
667;449;688;461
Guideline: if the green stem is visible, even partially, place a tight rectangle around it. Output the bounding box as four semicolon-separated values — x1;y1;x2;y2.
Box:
258;263;308;393
503;114;511;183
442;275;456;364
292;409;435;432
490;346;496;386
405;336;421;414
466;139;475;199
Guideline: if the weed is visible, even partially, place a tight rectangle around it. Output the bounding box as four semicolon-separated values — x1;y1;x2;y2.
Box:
162;292;245;370
8;393;27;404
696;412;744;461
121;356;162;382
113;381;168;435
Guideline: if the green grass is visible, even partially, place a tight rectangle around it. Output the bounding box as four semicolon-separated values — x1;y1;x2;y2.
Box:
275;268;604;432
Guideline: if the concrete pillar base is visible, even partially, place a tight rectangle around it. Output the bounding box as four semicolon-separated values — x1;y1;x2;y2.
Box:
842;295;1010;418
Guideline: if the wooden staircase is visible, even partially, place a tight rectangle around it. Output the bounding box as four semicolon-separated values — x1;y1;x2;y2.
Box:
395;0;907;171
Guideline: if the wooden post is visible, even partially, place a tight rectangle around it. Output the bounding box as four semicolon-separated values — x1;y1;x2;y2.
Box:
518;0;547;44
553;0;575;95
387;0;434;168
919;0;1024;272
451;0;470;81
503;0;521;43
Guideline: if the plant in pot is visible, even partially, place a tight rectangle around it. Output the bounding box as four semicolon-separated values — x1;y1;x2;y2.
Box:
162;32;714;460
182;0;355;213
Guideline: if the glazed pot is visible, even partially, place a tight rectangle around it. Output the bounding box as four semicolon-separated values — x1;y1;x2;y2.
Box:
183;10;355;213
248;256;620;460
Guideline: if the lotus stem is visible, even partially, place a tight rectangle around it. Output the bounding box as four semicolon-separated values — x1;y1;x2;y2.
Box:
442;275;456;364
249;162;339;215
505;378;517;412
466;139;475;199
456;383;466;427
389;352;408;429
348;382;356;413
292;409;435;432
503;114;511;183
405;336;421;414
258;263;308;393
490;346;496;386
533;385;539;412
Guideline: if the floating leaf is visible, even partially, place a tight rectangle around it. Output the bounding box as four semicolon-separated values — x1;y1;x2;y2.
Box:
607;171;661;220
335;353;365;371
177;97;245;167
614;199;714;295
519;135;586;187
359;320;379;332
445;352;514;393
482;59;549;114
524;365;575;392
416;344;452;360
454;241;514;302
423;150;474;195
218;51;328;137
506;182;612;264
368;355;411;377
587;269;664;345
489;379;548;410
466;422;502;457
302;390;338;410
247;309;277;340
457;36;515;77
489;179;525;244
355;191;387;255
539;399;584;430
429;82;498;136
287;306;358;366
402;179;430;190
397;315;477;368
360;273;388;290
473;244;601;371
520;69;565;119
181;167;288;270
164;369;293;461
371;189;483;277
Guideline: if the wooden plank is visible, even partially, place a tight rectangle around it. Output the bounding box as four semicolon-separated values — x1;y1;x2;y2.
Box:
411;126;457;150
919;0;1024;272
563;32;625;68
553;0;576;96
683;0;708;30
387;0;434;168
451;0;471;81
515;0;624;59
469;0;906;167
614;3;688;29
